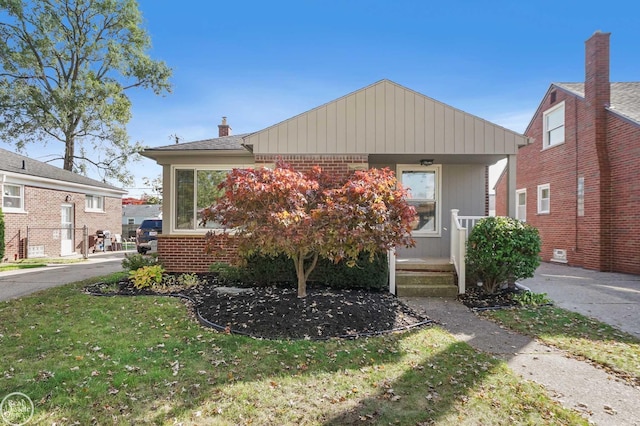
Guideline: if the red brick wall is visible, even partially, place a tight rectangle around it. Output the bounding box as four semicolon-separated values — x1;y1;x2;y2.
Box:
157;234;239;273
494;170;508;217
608;113;640;274
3;186;121;261
254;154;368;180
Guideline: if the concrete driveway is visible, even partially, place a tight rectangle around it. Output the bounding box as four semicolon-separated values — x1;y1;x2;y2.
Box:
520;262;640;339
0;251;127;301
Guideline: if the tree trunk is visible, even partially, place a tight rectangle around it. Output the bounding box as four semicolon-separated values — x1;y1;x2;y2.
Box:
294;254;307;298
64;134;75;171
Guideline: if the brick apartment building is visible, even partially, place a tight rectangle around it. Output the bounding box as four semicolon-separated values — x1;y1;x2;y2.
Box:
495;32;640;274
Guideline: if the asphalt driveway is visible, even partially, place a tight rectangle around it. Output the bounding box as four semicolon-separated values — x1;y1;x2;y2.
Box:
0;251;127;301
520;262;640;339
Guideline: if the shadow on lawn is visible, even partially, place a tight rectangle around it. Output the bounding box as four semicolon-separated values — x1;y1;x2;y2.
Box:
324;338;498;425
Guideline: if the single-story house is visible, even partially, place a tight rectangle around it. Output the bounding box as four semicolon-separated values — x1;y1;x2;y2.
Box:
0;148;126;260
142;80;528;294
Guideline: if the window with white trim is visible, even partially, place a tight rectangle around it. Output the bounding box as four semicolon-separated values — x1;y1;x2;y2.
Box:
543;101;565;148
537;184;550;214
85;194;104;211
398;165;441;236
175;168;230;231
3;183;24;211
516;189;527;222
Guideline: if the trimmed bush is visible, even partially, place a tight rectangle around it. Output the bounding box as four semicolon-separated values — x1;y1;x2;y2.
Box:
129;265;165;290
236;251;389;291
466;216;541;294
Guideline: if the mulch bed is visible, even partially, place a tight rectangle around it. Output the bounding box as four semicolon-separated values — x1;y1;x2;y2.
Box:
458;285;523;310
85;276;433;340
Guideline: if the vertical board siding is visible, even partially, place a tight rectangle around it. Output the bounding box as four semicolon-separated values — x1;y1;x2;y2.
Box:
245;80;525;155
395;87;406;153
356;91;367;152
375;83;386;152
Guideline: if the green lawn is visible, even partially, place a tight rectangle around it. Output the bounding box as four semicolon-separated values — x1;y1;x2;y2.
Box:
0;275;589;425
482;306;640;386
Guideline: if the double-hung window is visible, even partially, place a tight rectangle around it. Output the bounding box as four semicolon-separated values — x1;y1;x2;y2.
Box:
174;168;232;231
85;194;104;211
537;184;550;214
543;102;565;148
3;183;24;211
398;165;441;236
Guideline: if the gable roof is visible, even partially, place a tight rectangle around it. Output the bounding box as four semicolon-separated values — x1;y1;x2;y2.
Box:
555;82;640;125
145;134;250;152
243;79;528;156
0;148;125;194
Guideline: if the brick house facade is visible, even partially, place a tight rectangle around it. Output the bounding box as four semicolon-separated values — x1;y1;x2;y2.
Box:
1;149;125;260
495;32;640;274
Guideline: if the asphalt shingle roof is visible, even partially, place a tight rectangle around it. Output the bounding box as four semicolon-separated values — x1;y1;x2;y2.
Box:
0;147;124;191
555;82;640;124
146;134;251;152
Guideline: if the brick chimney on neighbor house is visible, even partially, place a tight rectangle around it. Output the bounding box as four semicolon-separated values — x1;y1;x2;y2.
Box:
584;30;612;271
218;116;231;137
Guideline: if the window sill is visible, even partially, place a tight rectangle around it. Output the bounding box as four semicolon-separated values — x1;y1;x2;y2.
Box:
541;141;565;151
85;209;105;213
537;212;550;215
3;208;27;214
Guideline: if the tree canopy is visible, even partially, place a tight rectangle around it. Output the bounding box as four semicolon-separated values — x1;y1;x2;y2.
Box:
0;0;172;186
202;163;416;297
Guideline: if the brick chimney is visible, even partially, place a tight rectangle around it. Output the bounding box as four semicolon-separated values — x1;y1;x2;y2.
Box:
585;31;610;116
218;116;231;137
584;31;612;271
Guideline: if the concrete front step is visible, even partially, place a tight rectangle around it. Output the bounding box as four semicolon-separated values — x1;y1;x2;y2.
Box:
395;258;454;273
395;271;458;297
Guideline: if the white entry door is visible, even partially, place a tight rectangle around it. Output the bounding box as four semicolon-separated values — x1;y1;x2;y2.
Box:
61;204;75;256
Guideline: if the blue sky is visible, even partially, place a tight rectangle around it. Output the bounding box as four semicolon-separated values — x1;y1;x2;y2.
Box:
23;1;640;197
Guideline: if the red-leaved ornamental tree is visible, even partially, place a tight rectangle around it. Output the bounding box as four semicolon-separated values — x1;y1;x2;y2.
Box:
201;162;416;297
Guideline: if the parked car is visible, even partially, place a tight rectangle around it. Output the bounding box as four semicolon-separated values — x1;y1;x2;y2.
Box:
136;218;162;254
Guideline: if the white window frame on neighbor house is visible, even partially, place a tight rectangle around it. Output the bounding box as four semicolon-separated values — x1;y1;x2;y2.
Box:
543;101;565;149
397;164;442;237
172;165;252;233
516;188;527;222
2;183;25;212
85;194;104;212
537;184;550;214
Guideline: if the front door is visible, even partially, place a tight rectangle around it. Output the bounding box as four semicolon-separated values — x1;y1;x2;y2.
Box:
61;204;74;256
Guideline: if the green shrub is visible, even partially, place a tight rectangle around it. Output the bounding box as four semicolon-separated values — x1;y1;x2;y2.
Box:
122;253;159;271
129;265;165;289
466;216;541;294
239;251;389;291
209;262;248;284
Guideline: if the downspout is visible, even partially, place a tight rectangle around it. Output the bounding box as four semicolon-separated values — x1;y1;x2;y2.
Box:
575;96;580;253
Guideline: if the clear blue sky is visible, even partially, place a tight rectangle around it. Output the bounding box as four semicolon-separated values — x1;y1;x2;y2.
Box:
29;1;640;197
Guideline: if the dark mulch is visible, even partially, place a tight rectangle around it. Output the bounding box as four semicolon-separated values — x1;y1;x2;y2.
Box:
85;276;432;340
458;285;523;310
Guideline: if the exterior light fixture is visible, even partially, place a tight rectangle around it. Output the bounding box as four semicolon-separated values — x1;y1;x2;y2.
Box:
420;159;434;166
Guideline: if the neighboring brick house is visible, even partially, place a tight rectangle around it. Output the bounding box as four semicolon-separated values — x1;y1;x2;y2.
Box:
1;148;126;260
495;32;640;274
143;80;528;276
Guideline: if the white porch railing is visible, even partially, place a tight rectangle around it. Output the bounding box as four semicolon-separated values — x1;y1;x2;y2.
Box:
450;209;486;294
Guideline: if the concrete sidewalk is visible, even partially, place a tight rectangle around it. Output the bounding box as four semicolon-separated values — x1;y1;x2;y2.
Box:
0;251;128;301
402;262;640;426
